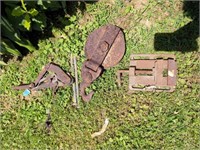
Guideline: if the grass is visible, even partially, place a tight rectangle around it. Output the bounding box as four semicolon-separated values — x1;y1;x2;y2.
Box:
0;0;199;149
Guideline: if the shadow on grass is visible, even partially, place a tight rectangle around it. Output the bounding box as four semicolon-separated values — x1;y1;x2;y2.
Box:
1;1;96;62
26;1;88;53
154;1;199;52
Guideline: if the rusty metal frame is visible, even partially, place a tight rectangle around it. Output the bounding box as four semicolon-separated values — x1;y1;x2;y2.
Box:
117;54;177;92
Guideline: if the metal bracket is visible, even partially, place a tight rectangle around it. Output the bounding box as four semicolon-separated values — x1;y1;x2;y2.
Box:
13;62;73;92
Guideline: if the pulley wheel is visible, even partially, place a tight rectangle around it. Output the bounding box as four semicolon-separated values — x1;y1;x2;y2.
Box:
85;24;125;69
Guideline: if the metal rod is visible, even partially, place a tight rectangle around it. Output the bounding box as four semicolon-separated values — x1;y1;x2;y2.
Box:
74;56;79;108
71;54;77;106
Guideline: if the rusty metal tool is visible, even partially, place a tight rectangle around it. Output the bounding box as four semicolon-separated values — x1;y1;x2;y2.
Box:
80;24;125;102
117;54;177;92
13;62;73;93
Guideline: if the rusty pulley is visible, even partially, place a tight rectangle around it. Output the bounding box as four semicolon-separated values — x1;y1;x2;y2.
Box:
80;24;125;102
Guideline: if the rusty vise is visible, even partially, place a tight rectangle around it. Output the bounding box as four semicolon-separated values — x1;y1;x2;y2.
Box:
117;54;177;92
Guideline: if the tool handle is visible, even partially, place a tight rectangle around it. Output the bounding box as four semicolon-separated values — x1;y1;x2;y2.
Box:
13;84;33;90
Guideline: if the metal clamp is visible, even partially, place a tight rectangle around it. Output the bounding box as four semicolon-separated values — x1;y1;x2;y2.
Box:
117;54;177;92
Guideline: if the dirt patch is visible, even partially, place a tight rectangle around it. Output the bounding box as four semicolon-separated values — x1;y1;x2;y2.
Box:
78;12;95;27
131;0;148;10
140;19;152;28
99;0;115;5
113;14;133;29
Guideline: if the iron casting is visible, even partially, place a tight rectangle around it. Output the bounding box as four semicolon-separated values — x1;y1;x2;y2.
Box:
80;24;125;101
117;54;177;92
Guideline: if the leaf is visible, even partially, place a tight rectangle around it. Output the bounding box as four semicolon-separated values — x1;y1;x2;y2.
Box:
5;7;25;32
1;17;35;52
32;13;46;31
125;6;132;14
21;14;31;30
14;34;36;52
16;40;36;52
1;16;21;42
41;1;61;11
28;8;38;16
11;6;25;16
37;0;47;9
1;24;35;55
69;15;76;22
0;61;7;66
1;39;22;56
37;0;43;6
1;16;15;33
60;1;67;14
21;0;27;11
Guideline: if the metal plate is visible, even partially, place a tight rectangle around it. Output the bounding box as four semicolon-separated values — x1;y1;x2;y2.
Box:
85;24;125;69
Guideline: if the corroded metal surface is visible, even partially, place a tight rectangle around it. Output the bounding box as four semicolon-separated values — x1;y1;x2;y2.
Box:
13;63;73;92
117;54;177;92
80;24;125;102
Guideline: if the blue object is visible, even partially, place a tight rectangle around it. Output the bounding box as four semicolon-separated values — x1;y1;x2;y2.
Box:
23;89;31;96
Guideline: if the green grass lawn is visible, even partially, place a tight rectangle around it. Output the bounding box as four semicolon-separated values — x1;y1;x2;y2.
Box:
0;0;199;149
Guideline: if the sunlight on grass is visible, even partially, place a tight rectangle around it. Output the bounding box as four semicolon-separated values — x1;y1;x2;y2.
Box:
0;0;199;149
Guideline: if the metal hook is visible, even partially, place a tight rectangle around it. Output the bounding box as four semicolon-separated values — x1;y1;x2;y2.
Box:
80;82;94;102
80;62;102;102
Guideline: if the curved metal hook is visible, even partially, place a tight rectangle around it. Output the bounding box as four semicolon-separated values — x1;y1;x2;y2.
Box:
80;82;94;102
80;63;102;102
